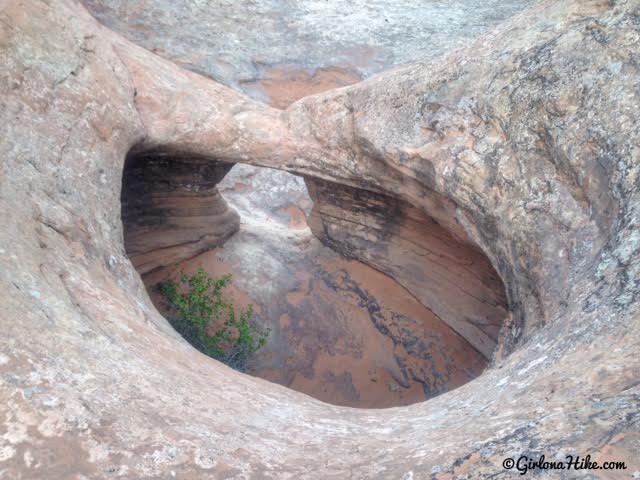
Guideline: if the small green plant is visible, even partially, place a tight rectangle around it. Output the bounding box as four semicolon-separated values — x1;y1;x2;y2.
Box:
159;268;270;372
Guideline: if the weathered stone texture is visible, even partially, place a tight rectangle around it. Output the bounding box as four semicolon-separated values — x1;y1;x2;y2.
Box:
306;178;507;359
82;0;534;96
121;151;239;273
0;0;639;478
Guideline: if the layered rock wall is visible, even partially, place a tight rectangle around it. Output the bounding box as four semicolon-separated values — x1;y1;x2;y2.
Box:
121;150;238;273
306;178;507;358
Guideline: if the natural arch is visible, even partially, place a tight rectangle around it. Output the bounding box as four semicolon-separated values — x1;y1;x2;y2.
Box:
120;146;508;406
1;0;638;477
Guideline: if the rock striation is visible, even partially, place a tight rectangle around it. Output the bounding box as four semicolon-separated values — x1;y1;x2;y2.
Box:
0;0;639;478
140;164;489;408
306;177;507;358
121;151;239;274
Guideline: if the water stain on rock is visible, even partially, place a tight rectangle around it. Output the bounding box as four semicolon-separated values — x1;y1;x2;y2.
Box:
241;64;362;109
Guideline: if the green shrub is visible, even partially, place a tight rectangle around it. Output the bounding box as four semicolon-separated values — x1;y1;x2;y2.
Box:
159;268;270;372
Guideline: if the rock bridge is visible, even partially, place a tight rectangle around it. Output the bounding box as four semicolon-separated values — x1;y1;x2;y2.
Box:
0;0;638;477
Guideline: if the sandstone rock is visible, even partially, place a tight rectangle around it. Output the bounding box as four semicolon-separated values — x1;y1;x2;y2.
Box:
140;164;489;408
306;177;507;359
83;0;535;96
0;0;639;478
101;1;523;368
121;151;239;274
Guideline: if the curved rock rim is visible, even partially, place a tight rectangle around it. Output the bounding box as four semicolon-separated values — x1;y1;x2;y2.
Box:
0;0;638;477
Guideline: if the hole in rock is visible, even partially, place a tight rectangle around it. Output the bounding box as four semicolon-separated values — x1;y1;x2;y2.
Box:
121;149;509;408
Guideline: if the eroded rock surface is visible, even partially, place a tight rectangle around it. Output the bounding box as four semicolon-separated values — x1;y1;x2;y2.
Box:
143;165;487;408
105;0;512;402
121;151;239;274
306;177;507;358
1;0;639;478
83;0;534;99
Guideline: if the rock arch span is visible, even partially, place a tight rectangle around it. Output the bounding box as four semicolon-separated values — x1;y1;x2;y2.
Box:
0;0;638;477
120;142;508;361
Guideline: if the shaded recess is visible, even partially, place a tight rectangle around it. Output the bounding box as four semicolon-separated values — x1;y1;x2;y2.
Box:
121;150;509;407
121;148;240;274
305;178;509;359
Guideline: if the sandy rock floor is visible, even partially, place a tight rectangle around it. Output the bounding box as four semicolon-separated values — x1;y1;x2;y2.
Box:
144;165;486;407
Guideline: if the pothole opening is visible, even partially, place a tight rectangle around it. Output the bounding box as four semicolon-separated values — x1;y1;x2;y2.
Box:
121;149;508;408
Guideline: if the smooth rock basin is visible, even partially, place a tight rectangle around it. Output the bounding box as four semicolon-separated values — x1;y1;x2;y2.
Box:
1;0;639;478
125;160;501;408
